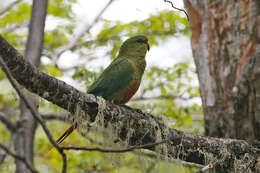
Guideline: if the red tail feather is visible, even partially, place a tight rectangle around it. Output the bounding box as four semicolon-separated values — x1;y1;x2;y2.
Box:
47;118;79;154
56;119;78;145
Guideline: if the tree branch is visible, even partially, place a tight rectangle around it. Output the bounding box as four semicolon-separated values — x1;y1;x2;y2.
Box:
0;112;16;132
0;0;23;16
0;21;29;33
62;141;166;153
163;0;189;21
0;56;67;173
41;113;71;122
0;35;259;171
132;95;192;101
52;0;115;65
0;143;37;173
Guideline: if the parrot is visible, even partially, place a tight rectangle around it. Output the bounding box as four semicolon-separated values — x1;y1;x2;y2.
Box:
55;35;150;146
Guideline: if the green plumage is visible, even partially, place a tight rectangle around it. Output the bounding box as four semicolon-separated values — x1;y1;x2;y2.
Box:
54;35;150;146
88;35;149;104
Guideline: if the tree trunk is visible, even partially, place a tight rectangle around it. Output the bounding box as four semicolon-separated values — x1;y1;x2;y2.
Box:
184;0;260;141
14;0;48;172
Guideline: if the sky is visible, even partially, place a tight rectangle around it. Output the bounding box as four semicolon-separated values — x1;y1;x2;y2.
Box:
57;0;193;69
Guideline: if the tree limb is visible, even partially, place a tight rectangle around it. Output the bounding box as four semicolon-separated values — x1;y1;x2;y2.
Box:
0;112;16;132
0;35;259;171
41;113;71;122
0;56;67;173
0;21;29;33
62;141;166;153
0;0;23;16
52;0;115;65
163;0;189;21
132;95;192;101
0;143;37;173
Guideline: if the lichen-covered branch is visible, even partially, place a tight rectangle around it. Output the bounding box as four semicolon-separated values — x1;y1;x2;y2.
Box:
0;35;259;171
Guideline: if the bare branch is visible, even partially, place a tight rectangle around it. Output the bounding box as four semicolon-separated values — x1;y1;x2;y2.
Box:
0;0;23;16
0;141;11;165
52;0;115;65
132;95;192;101
0;112;16;132
0;57;67;173
41;113;71;122
0;143;37;173
62;141;167;153
0;21;29;33
163;0;189;21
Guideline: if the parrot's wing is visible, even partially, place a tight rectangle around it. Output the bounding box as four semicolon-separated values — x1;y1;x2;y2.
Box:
88;58;134;99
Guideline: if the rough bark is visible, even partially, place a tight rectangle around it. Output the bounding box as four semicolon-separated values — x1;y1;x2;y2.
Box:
184;0;260;141
14;0;48;173
0;35;259;172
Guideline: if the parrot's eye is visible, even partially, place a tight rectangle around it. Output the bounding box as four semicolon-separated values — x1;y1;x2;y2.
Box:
137;39;144;43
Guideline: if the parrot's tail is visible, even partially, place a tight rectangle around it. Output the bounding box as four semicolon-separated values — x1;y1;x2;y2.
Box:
47;117;79;153
56;118;79;145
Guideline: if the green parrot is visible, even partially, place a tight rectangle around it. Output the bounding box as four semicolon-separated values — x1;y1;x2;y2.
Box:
55;35;150;145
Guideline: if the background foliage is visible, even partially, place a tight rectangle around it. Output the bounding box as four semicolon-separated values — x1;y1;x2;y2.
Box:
0;0;203;172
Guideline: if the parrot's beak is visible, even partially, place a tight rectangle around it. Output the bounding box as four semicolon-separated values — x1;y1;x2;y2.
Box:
146;42;150;51
144;39;150;51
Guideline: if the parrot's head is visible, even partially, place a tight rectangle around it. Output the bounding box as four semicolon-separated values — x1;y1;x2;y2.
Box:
118;35;150;59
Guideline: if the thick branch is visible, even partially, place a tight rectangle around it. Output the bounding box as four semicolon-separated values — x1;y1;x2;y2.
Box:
0;35;259;171
0;112;16;132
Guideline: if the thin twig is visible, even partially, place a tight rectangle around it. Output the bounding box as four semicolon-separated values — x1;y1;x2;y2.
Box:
0;143;37;173
164;0;189;21
83;135;203;168
62;141;167;153
0;0;23;16
0;57;67;173
52;0;115;65
132;95;193;101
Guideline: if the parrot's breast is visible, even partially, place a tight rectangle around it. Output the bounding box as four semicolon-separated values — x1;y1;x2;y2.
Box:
122;82;139;104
